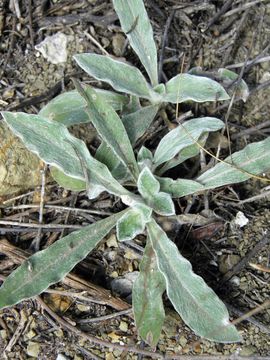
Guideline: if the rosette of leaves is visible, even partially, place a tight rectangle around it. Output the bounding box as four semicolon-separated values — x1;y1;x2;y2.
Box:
1;0;270;348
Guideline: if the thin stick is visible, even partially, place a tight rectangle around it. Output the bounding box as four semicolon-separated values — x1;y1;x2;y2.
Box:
232;189;270;206
83;31;109;56
0;220;83;229
203;0;234;32
222;0;267;18
226;55;270;69
44;289;109;306
78;308;132;324
3;204;113;216
31;165;47;251
158;10;175;82
226;302;270;334
232;300;270;327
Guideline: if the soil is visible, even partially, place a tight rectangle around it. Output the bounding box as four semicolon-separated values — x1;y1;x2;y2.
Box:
0;0;270;359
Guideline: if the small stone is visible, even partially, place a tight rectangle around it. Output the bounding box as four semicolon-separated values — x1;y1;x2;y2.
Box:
233;211;249;228
229;276;240;286
35;33;68;64
110;271;119;278
108;331;121;342
119;321;128;332
0;329;7;339
179;336;187;347
25;329;36;339
26;342;40;358
77;304;90;312
219;254;241;274
106;234;118;248
259;72;270;83
105;250;117;261
105;353;115;360
54;329;64;338
113;349;122;357
101;37;110;48
56;355;69;360
110;272;139;296
112;33;126;56
124;249;138;260
3;88;15;100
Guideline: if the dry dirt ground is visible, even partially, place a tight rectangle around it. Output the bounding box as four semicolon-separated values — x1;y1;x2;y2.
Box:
0;0;270;359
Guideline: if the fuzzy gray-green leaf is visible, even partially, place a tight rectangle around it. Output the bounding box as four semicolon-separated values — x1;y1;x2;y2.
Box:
150;192;175;216
39;89;128;126
138;167;175;216
133;239;166;347
122;105;159;145
74;53;153;99
0;211;125;309
157;133;209;175
50;166;86;191
116;209;145;242
73;84;139;180
147;220;241;343
217;68;249;102
1;112;128;197
153;117;224;167
158;177;205;198
113;0;158;86
138;166;160;198
197;137;270;189
164;74;229;104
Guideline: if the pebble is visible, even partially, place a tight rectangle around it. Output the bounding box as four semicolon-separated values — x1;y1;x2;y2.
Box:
0;329;7;340
106;234;119;248
26;342;40;358
56;355;69;360
25;329;36;340
218;254;240;274
112;33;126;56
77;304;90;312
119;321;128;332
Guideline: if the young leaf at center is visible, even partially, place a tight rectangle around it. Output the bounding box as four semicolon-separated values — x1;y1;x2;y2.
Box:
138;167;175;216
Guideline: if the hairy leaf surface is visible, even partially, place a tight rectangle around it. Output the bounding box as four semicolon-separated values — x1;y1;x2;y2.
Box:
158;177;205;198
0;212;125;309
122;105;159;145
157;134;208;175
153;117;224;167
197;137;270;188
2;112;128;197
113;0;158;86
39;89;128;126
217;68;249;102
73;83;139;180
188;67;249;103
74;54;153;99
147;220;241;342
138;167;175;216
133;240;166;347
50;166;86;191
164;74;229;103
117;209;145;242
